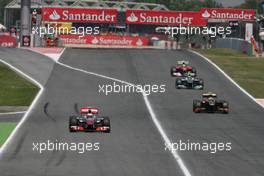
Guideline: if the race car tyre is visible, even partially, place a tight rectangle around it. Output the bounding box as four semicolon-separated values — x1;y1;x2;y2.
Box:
193;100;201;113
199;79;204;90
103;117;111;133
175;79;181;89
199;85;204;90
222;101;229;108
218;100;229;114
223;110;229;114
69;116;78;132
170;67;176;76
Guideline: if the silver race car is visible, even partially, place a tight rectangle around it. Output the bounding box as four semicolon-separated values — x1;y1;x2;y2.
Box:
176;76;204;90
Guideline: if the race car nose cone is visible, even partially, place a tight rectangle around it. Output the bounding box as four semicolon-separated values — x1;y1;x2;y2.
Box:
87;119;94;125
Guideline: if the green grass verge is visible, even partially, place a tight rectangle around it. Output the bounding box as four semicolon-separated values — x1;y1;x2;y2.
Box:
195;48;264;98
0;63;39;147
0;63;39;106
0;123;16;147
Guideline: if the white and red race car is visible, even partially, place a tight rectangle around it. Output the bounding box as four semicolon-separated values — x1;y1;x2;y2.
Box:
171;61;197;77
69;107;111;133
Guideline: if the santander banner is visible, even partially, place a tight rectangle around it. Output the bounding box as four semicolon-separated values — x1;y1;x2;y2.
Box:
0;34;16;47
60;35;149;47
200;8;255;21
126;10;207;26
42;8;118;23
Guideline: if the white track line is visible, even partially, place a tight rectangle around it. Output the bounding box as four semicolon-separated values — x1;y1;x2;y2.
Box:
189;49;264;109
57;60;192;176
0;111;26;115
0;59;44;155
256;99;264;108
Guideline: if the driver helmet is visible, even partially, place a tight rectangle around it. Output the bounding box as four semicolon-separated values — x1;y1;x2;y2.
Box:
187;72;192;77
86;110;93;117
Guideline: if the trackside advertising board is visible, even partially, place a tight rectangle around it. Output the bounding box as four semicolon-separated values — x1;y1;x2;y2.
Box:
0;34;16;47
60;35;149;47
126;10;207;26
42;8;118;23
200;8;255;21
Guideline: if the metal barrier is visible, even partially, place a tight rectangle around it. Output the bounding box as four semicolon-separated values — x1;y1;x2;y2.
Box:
214;38;253;56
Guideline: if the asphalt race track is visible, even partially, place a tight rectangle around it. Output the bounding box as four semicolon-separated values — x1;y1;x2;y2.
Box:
0;48;55;85
0;48;263;176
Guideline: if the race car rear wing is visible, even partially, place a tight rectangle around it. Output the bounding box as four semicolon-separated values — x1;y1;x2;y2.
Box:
202;93;217;98
80;107;98;114
177;60;189;65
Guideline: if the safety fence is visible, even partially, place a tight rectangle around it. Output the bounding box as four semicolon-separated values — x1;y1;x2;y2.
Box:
214;38;253;56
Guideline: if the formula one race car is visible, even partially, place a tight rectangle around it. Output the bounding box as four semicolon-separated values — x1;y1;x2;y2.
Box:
176;76;204;90
193;92;229;113
69;107;111;133
171;61;196;77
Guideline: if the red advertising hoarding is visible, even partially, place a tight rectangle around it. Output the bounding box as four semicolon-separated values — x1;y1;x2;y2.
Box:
60;35;149;47
42;8;118;23
0;34;16;47
126;10;207;26
200;8;255;21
